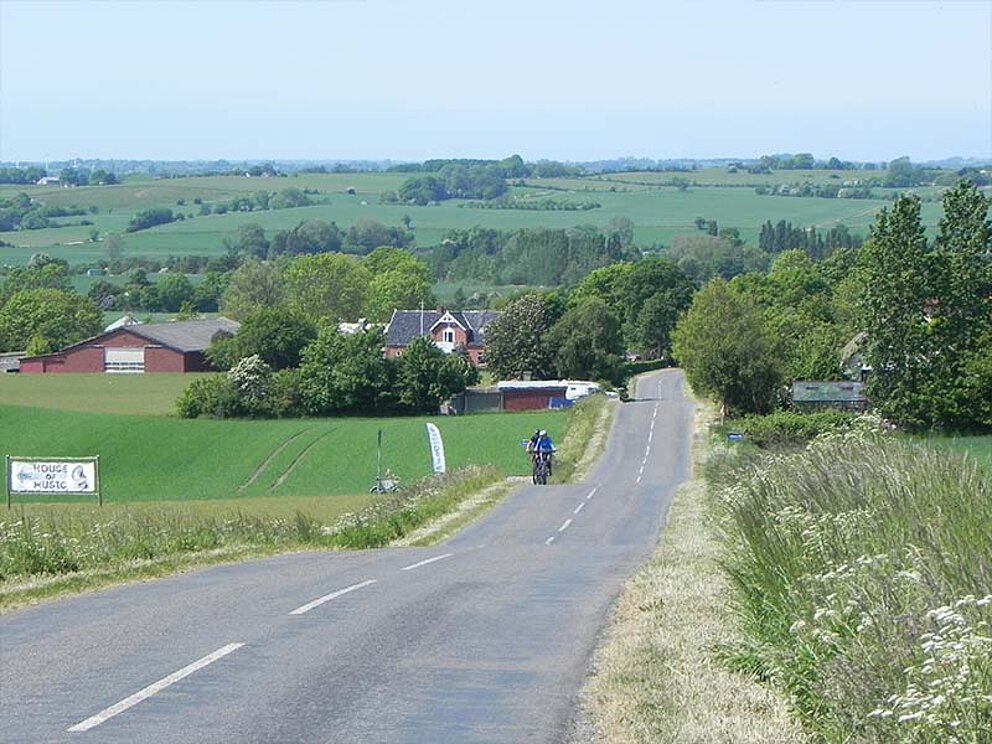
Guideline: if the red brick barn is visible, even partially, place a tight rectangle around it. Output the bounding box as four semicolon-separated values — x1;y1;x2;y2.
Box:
19;318;240;374
384;308;500;367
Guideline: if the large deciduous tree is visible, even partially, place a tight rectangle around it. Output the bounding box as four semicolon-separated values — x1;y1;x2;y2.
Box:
207;306;316;371
672;278;784;415
283;253;370;326
220;259;285;320
0;288;102;354
483;293;562;380
299;328;396;414
545;298;625;383
395;337;478;413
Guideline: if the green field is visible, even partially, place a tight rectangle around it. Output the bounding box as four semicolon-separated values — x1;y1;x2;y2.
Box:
923;434;992;469
0;402;563;504
0;170;950;264
0;372;209;415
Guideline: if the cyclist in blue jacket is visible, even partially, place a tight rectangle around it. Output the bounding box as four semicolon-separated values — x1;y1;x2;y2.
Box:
527;429;556;476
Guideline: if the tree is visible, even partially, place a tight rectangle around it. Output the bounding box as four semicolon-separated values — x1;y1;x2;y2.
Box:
299;328;396;414
395;336;478;412
156;273;195;312
617;257;696;356
283;253;370;326
545;298;625;383
483;293;562;380
220;259;284;320
362;248;434;322
230;223;269;260
672;278;784;415
856;195;935;428
206;306;316;371
0;288;102;354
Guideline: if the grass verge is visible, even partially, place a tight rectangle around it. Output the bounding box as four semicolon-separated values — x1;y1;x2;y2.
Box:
709;424;992;743
0;465;499;612
573;404;805;743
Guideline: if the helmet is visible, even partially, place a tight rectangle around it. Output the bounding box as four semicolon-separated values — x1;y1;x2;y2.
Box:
539;430;547;436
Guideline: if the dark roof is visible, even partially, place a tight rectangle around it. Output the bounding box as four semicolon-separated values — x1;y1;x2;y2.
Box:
124;318;241;352
385;310;500;347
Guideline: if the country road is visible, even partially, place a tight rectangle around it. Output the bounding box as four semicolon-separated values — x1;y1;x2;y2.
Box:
0;369;694;744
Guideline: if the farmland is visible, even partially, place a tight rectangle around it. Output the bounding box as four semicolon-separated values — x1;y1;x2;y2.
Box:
0;169;950;266
0;400;564;504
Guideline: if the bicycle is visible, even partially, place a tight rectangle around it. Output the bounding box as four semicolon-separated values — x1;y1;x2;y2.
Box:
532;451;551;485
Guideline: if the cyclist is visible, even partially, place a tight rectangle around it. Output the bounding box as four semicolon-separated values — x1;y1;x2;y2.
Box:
528;429;556;476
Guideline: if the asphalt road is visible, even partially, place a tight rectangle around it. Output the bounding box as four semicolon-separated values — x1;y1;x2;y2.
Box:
1;369;694;743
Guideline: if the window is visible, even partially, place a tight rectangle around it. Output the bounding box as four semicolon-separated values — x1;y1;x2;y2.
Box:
443;329;455;343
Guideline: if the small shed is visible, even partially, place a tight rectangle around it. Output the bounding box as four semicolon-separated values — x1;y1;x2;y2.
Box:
0;352;24;373
497;380;570;412
792;381;867;412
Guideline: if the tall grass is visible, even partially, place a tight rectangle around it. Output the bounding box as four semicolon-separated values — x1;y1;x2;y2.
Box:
0;466;500;608
708;425;992;742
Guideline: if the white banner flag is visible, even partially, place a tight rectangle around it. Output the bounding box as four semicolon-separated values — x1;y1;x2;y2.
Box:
425;423;446;474
8;459;97;493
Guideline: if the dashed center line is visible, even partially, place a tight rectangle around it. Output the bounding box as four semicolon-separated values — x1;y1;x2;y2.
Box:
573;502;585;515
289;579;378;615
68;643;244;733
558;518;573;533
545;536;556;545
401;552;454;572
586;487;597;500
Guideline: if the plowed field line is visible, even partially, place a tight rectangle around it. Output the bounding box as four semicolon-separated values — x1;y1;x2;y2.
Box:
238;429;309;492
269;430;331;491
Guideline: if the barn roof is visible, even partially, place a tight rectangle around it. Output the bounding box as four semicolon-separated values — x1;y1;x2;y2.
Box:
125;318;241;352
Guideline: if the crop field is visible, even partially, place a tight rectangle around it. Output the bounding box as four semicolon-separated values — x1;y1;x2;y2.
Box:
1;170;950;265
0;372;209;415
0;402;563;504
923;434;992;469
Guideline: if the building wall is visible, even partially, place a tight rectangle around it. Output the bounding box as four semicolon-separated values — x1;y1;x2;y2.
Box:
145;347;186;372
502;389;568;411
20;330;189;373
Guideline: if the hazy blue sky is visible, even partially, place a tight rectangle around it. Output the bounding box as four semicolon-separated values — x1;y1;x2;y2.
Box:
1;0;989;163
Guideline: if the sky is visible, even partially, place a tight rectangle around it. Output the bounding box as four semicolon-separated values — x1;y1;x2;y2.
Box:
1;0;990;164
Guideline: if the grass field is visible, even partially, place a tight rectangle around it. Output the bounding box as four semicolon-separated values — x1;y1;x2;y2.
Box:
0;372;207;415
0;170;950;264
0;402;564;504
921;434;992;469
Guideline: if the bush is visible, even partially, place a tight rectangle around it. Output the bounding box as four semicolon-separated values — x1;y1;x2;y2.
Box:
175;375;241;418
718;410;859;449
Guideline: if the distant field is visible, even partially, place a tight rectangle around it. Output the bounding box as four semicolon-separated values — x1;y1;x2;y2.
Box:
0;373;207;415
0;170;950;263
925;435;992;469
0;403;563;503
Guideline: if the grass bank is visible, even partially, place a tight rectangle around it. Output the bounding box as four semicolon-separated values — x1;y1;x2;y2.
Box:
573;404;803;743
709;427;992;742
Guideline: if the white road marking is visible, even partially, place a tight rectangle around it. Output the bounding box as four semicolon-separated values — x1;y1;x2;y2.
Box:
636;475;642;484
68;643;244;733
545;536;556;545
586;487;597;500
648;429;654;443
401;552;454;572
558;518;573;533
638;464;645;475
289;579;378;615
573;502;585;515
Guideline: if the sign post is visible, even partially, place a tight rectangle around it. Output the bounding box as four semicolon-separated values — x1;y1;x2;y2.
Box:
6;456;101;508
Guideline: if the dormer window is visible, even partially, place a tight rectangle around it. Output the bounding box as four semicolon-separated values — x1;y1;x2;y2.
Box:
442;329;455;344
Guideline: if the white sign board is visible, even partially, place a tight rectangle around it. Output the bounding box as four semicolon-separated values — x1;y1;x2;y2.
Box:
7;458;98;494
425;423;446;474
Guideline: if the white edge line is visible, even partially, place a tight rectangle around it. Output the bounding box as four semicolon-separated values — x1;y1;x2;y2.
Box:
401;552;454;572
558;518;573;533
545;536;556;545
68;642;244;733
573;502;585;515
289;579;378;615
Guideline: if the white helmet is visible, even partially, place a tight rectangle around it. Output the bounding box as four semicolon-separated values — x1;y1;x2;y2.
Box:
539;430;547;436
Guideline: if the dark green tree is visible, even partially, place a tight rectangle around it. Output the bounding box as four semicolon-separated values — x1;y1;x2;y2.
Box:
545;298;625;383
207;306;316;371
395;337;478;412
483;293;562;380
672;278;784;415
299;328;396;414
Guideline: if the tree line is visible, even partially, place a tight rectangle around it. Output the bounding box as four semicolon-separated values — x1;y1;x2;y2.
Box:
673;181;992;431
